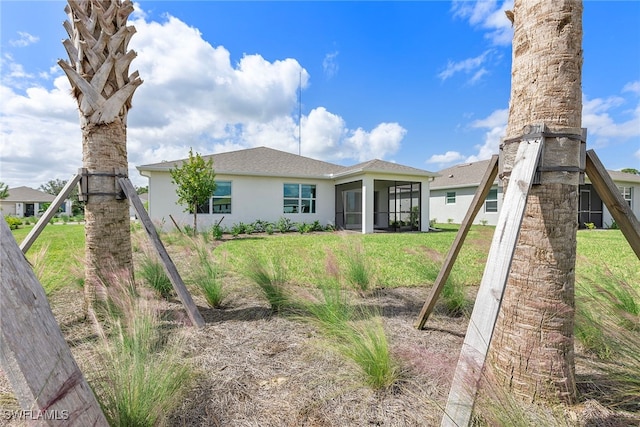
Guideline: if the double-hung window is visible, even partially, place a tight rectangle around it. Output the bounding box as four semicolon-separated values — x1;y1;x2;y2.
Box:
445;191;456;205
619;186;632;208
284;184;316;213
485;188;498;213
213;181;232;213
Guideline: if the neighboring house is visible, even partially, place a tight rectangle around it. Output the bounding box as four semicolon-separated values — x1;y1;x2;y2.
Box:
430;159;640;229
137;146;437;234
0;186;72;218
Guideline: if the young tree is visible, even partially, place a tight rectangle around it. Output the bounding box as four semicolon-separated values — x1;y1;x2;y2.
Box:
0;182;9;200
621;168;639;175
488;0;583;405
170;148;216;234
59;0;143;312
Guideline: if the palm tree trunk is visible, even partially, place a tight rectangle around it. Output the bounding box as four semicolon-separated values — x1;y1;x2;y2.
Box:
487;0;583;404
59;0;142;311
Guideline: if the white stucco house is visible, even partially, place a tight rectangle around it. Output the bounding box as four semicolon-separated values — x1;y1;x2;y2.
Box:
0;186;72;218
137;146;438;234
430;159;640;229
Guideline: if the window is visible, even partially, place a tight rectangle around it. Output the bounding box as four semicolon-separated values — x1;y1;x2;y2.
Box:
619;186;632;208
213;181;232;213
446;191;456;204
191;180;232;214
284;183;316;213
485;188;498;213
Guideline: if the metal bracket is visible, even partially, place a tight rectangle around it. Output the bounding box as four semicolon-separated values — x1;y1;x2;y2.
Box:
77;168;128;201
499;124;587;185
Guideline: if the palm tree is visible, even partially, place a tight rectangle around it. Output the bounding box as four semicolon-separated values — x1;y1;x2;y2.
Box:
58;0;143;311
487;0;583;404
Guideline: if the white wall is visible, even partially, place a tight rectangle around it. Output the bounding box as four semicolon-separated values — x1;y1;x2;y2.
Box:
430;185;501;226
145;171;336;231
602;182;640;228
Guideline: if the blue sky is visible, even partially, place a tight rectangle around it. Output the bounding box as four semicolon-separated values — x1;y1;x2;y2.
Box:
1;1;639;189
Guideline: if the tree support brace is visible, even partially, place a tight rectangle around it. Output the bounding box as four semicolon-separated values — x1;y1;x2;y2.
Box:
77;168;128;201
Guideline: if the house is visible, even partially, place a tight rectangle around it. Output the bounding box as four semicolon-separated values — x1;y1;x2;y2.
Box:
137;146;438;234
429;159;640;228
0;186;72;217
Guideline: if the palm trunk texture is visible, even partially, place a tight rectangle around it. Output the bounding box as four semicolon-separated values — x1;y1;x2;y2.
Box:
487;0;583;404
59;0;142;310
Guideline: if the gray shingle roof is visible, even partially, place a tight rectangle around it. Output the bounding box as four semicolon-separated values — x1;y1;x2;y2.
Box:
138;146;436;179
3;186;56;202
431;159;495;189
138;146;347;178
431;159;640;189
336;159;437;178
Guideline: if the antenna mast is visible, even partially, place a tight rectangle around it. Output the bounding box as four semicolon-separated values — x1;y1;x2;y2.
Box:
298;70;302;156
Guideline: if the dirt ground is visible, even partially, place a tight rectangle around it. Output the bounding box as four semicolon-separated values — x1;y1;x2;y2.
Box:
1;247;639;426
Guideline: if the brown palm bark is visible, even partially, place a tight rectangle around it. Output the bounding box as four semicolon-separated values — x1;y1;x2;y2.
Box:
487;0;583;404
59;0;142;310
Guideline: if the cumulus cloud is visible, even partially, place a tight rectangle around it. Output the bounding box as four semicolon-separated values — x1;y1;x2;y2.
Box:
0;8;406;188
623;81;640;95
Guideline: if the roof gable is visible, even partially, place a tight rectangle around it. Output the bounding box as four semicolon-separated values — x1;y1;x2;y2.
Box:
431;159;494;189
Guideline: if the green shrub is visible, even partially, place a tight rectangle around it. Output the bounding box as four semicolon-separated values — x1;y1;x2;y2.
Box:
4;215;22;230
276;217;294;233
231;222;246;237
297;222;314;234
211;223;224;240
265;223;275;235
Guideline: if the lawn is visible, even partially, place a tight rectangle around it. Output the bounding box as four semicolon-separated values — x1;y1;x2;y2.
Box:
4;222;639;426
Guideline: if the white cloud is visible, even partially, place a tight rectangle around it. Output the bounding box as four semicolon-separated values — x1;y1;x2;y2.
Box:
623;81;640;95
1;9;406;189
323;51;339;79
451;0;514;46
426;108;507;169
426;151;465;165
582;93;640;148
9;31;39;47
438;50;493;83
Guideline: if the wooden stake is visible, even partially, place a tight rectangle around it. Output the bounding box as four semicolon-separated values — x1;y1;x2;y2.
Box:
1;216;108;426
118;177;205;327
585;150;640;258
415;155;499;329
441;138;543;427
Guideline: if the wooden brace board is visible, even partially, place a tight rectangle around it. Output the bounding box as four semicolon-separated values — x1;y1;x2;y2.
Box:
441;138;543;427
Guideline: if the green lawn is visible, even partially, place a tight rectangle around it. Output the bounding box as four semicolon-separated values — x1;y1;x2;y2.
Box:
9;222;638;293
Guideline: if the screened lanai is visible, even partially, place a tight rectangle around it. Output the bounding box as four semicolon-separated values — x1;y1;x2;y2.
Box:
335;180;422;232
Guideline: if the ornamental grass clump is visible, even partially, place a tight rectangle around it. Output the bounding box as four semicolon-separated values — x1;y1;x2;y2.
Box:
245;251;291;313
192;241;226;308
138;252;173;299
92;272;192;427
343;240;373;292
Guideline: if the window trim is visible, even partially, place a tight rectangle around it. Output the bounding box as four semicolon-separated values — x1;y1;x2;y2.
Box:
445;191;456;205
484;188;498;213
283;183;317;214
